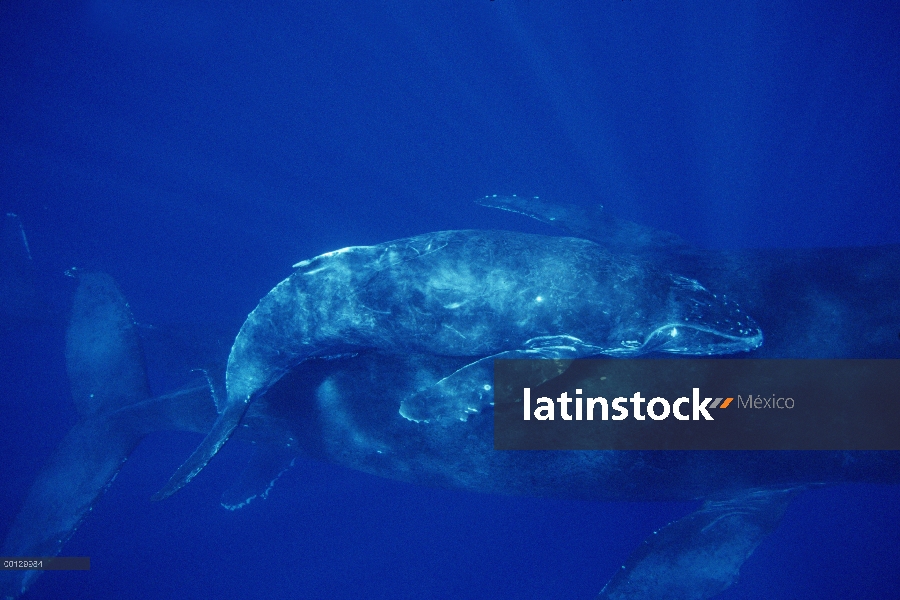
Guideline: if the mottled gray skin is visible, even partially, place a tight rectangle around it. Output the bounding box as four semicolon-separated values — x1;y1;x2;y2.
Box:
230;229;760;400
232;233;760;479
156;229;762;498
272;352;897;502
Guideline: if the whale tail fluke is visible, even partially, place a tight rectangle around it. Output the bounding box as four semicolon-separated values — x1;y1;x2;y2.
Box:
0;273;216;599
0;272;149;597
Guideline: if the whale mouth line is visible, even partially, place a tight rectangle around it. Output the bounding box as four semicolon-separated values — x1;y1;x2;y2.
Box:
642;322;764;355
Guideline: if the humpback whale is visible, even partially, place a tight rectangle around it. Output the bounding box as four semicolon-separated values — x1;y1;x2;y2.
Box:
2;199;898;599
154;228;763;500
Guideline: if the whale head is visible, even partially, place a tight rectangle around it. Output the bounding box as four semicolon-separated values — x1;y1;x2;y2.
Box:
641;275;763;356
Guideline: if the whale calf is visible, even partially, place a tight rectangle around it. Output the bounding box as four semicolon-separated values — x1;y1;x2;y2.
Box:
154;229;762;499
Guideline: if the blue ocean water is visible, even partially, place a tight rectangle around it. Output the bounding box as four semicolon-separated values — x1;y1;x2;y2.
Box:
1;1;899;599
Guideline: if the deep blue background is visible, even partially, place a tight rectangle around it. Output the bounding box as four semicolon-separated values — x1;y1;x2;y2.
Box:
2;1;899;598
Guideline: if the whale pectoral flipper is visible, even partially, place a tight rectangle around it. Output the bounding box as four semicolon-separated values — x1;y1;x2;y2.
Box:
399;354;497;423
220;444;297;511
399;344;578;424
476;195;697;268
151;401;248;501
597;486;806;600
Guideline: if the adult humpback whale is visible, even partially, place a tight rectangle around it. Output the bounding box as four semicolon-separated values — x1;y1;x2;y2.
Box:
2;200;898;599
153;228;762;500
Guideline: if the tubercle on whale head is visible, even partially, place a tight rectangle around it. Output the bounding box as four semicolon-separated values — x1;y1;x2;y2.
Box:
648;275;764;356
